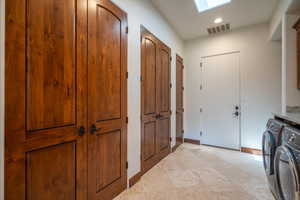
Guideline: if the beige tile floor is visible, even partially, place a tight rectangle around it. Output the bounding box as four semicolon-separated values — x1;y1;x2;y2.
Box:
115;143;274;200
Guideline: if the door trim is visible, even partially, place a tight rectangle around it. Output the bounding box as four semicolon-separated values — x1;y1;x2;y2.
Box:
201;51;240;59
200;51;241;150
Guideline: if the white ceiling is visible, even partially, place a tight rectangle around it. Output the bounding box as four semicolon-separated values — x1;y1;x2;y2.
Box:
151;0;279;40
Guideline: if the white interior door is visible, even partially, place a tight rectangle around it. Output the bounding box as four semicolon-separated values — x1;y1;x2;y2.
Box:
201;52;240;150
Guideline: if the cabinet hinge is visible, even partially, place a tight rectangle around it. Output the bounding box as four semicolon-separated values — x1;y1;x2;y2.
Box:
140;76;143;81
126;117;128;124
170;110;172;115
126;72;128;79
170;56;172;62
182;130;184;133
126;161;128;169
126;27;129;34
182;86;184;90
170;83;172;88
170;137;172;142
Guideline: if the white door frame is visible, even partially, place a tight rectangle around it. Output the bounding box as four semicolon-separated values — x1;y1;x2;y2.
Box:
200;51;241;150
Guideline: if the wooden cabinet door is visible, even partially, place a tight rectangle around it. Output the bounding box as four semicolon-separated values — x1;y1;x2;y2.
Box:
156;43;171;158
141;29;159;173
5;0;87;199
175;55;184;149
87;1;128;199
141;27;171;174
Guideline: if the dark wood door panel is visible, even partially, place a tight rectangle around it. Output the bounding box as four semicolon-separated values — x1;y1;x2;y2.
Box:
6;0;127;199
88;4;122;122
143;121;156;161
175;55;184;149
25;126;78;152
157;118;170;151
157;47;170;113
26;142;76;200
176;113;183;140
142;37;157;115
5;0;88;199
176;58;183;111
96;130;121;191
87;1;128;200
26;0;76;131
141;26;171;174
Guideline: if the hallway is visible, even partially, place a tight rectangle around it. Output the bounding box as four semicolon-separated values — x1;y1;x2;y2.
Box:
115;144;274;200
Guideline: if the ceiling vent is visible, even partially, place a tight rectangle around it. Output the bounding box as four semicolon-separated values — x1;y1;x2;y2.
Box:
207;23;231;35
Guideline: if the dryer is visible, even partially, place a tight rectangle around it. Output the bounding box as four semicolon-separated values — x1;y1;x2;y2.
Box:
274;126;300;200
262;119;285;199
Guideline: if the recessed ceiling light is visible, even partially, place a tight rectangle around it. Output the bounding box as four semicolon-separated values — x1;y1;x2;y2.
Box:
194;0;231;13
214;17;223;24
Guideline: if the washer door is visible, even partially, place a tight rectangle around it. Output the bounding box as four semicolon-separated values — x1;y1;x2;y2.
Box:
275;146;300;200
263;130;276;175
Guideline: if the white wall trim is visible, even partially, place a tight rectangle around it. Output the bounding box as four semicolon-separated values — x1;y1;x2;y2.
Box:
0;0;5;198
201;51;240;59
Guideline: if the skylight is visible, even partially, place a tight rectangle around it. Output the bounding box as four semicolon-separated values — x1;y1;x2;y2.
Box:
194;0;231;13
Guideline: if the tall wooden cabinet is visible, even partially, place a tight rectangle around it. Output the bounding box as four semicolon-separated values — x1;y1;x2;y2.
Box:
5;0;127;200
141;27;171;174
175;55;184;150
294;18;300;89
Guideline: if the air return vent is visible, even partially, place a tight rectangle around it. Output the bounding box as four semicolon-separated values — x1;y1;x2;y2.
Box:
207;23;230;35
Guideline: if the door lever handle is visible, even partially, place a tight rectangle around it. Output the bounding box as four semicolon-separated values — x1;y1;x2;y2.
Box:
233;111;239;117
156;114;162;119
90;124;101;134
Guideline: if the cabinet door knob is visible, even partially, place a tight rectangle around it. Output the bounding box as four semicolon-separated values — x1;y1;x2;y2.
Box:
90;124;101;134
78;126;85;136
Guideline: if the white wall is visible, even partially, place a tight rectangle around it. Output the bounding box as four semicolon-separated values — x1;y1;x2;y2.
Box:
184;23;282;150
282;15;287;113
269;0;293;40
286;14;300;107
111;0;184;178
0;0;5;197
